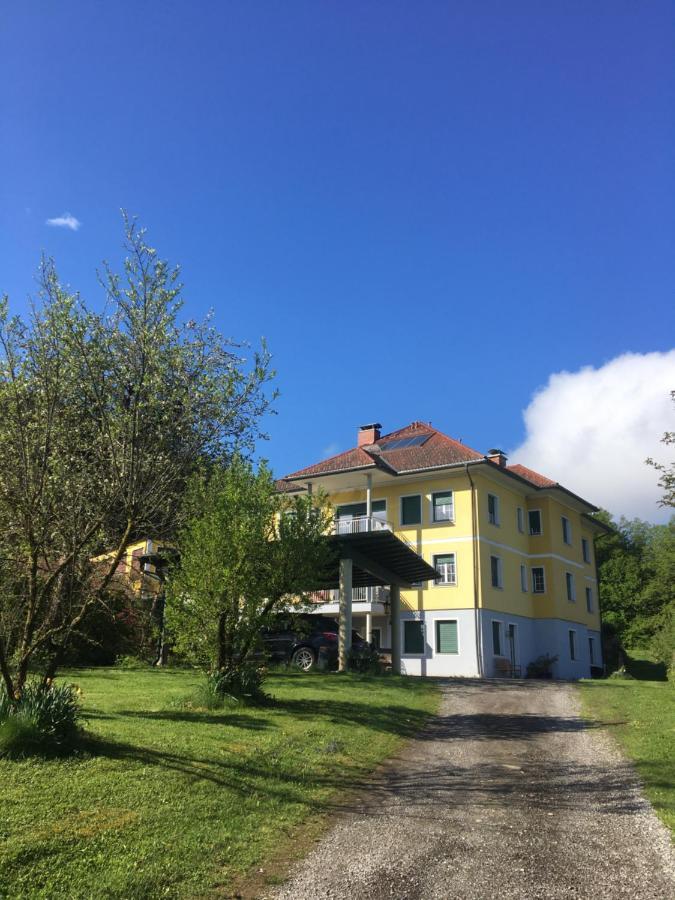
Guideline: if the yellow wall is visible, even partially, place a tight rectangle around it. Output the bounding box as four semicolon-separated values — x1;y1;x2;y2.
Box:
322;465;601;628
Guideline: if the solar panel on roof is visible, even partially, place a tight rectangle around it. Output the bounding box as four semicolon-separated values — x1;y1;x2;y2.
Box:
381;434;430;450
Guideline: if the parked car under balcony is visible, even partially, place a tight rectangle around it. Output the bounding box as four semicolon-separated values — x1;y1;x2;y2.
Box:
261;613;372;672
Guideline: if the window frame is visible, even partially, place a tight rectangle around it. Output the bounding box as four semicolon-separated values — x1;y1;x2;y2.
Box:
492;619;503;656
487;493;500;526
430;489;455;524
531;566;546;593
433;552;457;586
435;619;460;655
402;619;425;656
581;538;591;564
528;509;543;536
585;586;593;613
569;629;577;661
561;515;572;545
565;571;576;603
490;554;503;589
399;493;422;527
520;563;528;592
516;506;525;533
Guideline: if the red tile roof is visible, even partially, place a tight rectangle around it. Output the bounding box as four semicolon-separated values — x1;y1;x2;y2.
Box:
285;422;483;480
280;421;596;510
506;463;557;488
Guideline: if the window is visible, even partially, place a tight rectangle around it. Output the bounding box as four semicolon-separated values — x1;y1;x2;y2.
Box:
516;506;525;533
520;564;528;592
436;620;459;654
585;586;593;613
490;555;503;588
431;490;454;523
569;629;577;661
403;620;424;655
400;494;422;526
589;637;595;664
487;493;500;525
562;516;572;545
566;572;576;603
582;538;591;563
528;509;542;535
492;620;502;656
532;566;546;593
433;553;457;585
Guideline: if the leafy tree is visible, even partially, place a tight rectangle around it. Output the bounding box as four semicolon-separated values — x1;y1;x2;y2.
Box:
0;218;274;697
166;458;334;690
594;510;675;667
646;389;675;508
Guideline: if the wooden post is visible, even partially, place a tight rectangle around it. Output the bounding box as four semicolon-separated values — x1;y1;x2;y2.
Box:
390;584;401;674
338;556;353;672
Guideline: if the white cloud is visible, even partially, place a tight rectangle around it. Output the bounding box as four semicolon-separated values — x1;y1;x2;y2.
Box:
45;212;81;231
509;351;675;523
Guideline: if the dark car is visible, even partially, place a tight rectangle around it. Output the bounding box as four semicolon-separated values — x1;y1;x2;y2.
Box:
261;613;372;672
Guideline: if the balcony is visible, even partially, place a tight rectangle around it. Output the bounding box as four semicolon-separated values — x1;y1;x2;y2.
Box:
309;585;391;606
333;515;391;535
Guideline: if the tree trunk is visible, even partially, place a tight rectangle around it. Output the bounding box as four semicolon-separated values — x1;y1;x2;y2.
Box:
0;641;16;699
217;611;227;670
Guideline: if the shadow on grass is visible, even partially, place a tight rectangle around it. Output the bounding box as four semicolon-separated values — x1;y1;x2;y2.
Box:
626;658;668;681
118;709;275;729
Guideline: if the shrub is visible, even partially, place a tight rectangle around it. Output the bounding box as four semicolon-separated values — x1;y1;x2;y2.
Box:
648;604;675;679
526;653;558;678
0;680;81;757
190;665;268;709
349;645;382;674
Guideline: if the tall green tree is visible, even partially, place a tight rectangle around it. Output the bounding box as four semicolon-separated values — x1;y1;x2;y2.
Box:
594;510;675;662
0;218;274;697
167;458;334;676
646;389;675;508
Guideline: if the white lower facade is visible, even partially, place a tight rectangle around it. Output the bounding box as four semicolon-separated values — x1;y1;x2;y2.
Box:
346;607;602;680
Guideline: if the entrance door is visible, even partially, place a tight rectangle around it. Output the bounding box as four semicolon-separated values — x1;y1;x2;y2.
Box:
371;628;381;650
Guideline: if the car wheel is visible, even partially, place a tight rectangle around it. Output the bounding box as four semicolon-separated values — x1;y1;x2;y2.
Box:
291;647;316;672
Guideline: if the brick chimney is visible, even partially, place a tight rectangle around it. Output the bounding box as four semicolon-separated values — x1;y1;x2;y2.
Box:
487;448;507;467
358;422;382;447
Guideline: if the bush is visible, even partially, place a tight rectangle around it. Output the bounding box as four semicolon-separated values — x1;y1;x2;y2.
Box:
0;680;81;757
648;605;675;678
349;645;382;674
526;653;558;678
189;665;268;709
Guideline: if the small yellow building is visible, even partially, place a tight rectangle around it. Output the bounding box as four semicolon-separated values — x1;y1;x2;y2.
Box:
278;421;606;679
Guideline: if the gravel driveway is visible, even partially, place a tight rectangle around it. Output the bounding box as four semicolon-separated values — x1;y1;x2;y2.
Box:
270;679;674;900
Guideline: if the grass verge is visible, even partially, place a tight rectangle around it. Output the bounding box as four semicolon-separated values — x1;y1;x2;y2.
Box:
578;665;674;835
0;668;439;898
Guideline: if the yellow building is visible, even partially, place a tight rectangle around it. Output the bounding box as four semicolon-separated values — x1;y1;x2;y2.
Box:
278;421;606;679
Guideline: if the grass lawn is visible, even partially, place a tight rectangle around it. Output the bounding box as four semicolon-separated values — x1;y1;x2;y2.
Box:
0;668;439;899
578;667;674;835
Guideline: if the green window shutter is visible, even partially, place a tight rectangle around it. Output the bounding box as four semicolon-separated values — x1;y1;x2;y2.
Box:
401;495;421;525
403;620;424;654
436;620;458;654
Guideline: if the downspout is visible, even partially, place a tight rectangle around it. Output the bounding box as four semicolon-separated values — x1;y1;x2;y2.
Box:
466;463;484;677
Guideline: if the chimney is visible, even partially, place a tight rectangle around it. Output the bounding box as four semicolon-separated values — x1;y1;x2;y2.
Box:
487;448;507;468
358;422;382;447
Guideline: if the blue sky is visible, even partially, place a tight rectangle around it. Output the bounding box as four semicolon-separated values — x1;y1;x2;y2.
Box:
1;3;674;516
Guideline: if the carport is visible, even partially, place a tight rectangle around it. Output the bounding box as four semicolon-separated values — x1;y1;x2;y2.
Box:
317;527;439;673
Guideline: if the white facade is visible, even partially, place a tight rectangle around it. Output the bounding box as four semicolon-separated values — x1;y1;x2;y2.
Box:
343;607;601;680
